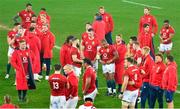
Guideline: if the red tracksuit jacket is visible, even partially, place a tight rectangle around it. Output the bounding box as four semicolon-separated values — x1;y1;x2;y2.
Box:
162;62;178;92
114;42;127;84
150;62;166;88
40;31;55;58
139;14;158;34
60;43;72;67
26;32;41;73
140;54;154;82
37;11;51;29
92;20;106;40
66;72;78;98
11;49;35;90
138;31;155;57
101;12;114;34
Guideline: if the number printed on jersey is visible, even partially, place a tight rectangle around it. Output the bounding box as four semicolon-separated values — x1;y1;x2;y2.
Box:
134;74;138;80
53;82;59;89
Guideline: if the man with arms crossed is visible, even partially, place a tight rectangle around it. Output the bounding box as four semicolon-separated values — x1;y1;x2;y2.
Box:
140;46;154;108
64;64;79;109
99;6;114;44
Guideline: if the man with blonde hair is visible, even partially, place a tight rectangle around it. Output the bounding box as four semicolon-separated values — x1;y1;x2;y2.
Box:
99;6;114;44
140;46;154;108
64;64;79;109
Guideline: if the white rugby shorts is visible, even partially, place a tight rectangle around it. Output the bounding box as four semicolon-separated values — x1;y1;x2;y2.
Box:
122;89;139;105
159;43;173;52
102;63;115;74
50;95;66;109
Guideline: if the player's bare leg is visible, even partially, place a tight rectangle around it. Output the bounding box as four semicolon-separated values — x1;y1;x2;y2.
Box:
121;101;129;109
104;73;112;95
166;50;171;55
129;103;135;109
5;57;11;79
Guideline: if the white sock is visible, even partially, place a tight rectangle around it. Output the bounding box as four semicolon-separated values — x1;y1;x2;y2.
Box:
34;74;37;80
113;89;116;93
108;88;112;93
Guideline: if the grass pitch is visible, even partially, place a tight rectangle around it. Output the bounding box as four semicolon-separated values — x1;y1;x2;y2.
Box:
0;0;180;108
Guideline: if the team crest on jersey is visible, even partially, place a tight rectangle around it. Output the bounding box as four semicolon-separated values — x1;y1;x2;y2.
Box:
87;45;92;50
106;16;109;21
166;29;169;33
92;41;94;45
107;48;109;52
24;14;27;17
84;35;87;39
29;13;32;16
103;53;107;58
85;41;88;44
148;17;151;22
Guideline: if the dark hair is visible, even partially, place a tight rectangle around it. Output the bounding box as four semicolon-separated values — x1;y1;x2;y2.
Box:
14;22;20;26
156;53;164;61
86;22;91;25
133;41;139;45
26;3;32;7
126;57;136;64
167;55;174;62
32;14;37;17
95;13;102;21
83;58;93;66
41;8;46;11
143;23;149;28
71;37;78;41
29;27;35;32
4;95;11;104
31;20;36;23
164;20;169;23
64;35;75;44
130;36;137;41
54;64;61;71
144;7;150;10
87;28;93;32
85;97;93;102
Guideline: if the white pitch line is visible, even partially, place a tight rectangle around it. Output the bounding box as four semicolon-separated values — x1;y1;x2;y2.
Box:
0;24;11;30
98;87;107;90
54;45;61;50
122;0;162;10
176;90;180;94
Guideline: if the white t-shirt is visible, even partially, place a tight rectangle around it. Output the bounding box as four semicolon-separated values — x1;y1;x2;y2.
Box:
78;104;96;109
